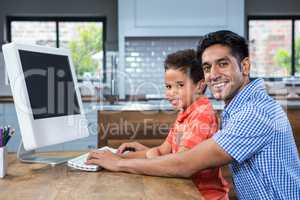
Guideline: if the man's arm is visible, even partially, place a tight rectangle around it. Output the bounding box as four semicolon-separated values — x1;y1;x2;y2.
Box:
87;138;233;177
117;138;232;177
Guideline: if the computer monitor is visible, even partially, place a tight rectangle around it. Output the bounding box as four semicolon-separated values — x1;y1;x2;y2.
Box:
2;43;89;165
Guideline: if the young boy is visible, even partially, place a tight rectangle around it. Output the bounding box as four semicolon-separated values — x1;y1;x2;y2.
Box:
88;49;229;199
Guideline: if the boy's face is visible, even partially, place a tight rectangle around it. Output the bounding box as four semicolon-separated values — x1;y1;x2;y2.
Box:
164;68;203;110
201;44;250;105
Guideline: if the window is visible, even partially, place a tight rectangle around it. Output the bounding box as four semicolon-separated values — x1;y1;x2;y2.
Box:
295;20;300;76
248;16;300;78
7;16;106;81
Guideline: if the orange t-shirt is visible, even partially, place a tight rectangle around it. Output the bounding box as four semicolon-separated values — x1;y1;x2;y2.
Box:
166;97;229;200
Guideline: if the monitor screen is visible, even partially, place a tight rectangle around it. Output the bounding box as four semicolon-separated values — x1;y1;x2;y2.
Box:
18;50;80;120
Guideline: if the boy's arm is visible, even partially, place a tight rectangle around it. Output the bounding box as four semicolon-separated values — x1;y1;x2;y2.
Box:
121;138;187;159
119;150;148;159
118;141;171;159
146;140;172;158
118;140;171;159
117;142;149;154
117;142;150;159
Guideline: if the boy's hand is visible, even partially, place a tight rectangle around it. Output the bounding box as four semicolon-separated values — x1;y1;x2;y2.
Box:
117;142;149;154
86;150;122;172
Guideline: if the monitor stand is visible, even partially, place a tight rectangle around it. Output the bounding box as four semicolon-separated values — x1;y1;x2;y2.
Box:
17;141;74;166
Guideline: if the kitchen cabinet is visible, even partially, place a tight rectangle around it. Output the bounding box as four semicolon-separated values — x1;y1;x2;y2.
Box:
98;109;178;147
118;0;244;37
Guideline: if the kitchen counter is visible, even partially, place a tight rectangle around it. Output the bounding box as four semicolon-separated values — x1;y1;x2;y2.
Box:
0;96;13;103
89;99;300;111
91;99;225;111
0;95;102;103
1;95;300;110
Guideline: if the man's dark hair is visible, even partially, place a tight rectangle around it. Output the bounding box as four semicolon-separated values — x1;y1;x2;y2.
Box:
197;30;249;64
164;49;204;84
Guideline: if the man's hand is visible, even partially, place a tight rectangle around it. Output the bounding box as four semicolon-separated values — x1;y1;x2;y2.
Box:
117;142;149;155
86;150;122;172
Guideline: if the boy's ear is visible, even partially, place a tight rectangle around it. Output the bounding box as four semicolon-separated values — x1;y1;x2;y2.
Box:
196;80;206;94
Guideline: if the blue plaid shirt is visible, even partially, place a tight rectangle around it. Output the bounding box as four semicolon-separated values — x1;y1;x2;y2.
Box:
213;79;300;199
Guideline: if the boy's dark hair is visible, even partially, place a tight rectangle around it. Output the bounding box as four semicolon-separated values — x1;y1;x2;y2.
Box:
164;49;204;84
197;30;249;64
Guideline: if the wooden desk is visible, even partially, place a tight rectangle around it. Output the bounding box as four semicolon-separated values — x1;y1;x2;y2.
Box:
0;152;203;200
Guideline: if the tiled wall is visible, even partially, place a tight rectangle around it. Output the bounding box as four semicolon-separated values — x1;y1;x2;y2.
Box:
124;37;201;97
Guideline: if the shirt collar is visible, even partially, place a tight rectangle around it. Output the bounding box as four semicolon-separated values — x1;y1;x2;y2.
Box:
222;78;265;117
177;96;209;123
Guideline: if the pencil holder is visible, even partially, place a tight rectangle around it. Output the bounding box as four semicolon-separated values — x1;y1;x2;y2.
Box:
0;146;7;178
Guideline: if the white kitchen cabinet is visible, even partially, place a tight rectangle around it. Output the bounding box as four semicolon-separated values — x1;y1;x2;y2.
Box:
118;0;244;37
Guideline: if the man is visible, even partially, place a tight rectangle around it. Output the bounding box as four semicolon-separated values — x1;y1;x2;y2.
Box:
87;30;300;199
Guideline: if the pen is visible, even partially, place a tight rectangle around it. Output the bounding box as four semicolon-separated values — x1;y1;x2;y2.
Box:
3;127;7;147
5;126;10;145
6;126;10;136
5;128;14;146
9;128;15;137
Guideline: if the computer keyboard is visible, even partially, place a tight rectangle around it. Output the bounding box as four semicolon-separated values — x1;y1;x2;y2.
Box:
67;146;117;171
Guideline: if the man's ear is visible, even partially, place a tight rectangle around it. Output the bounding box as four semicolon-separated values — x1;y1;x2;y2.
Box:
241;57;251;76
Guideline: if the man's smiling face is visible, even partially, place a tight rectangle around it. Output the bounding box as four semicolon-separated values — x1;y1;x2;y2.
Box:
201;44;250;105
